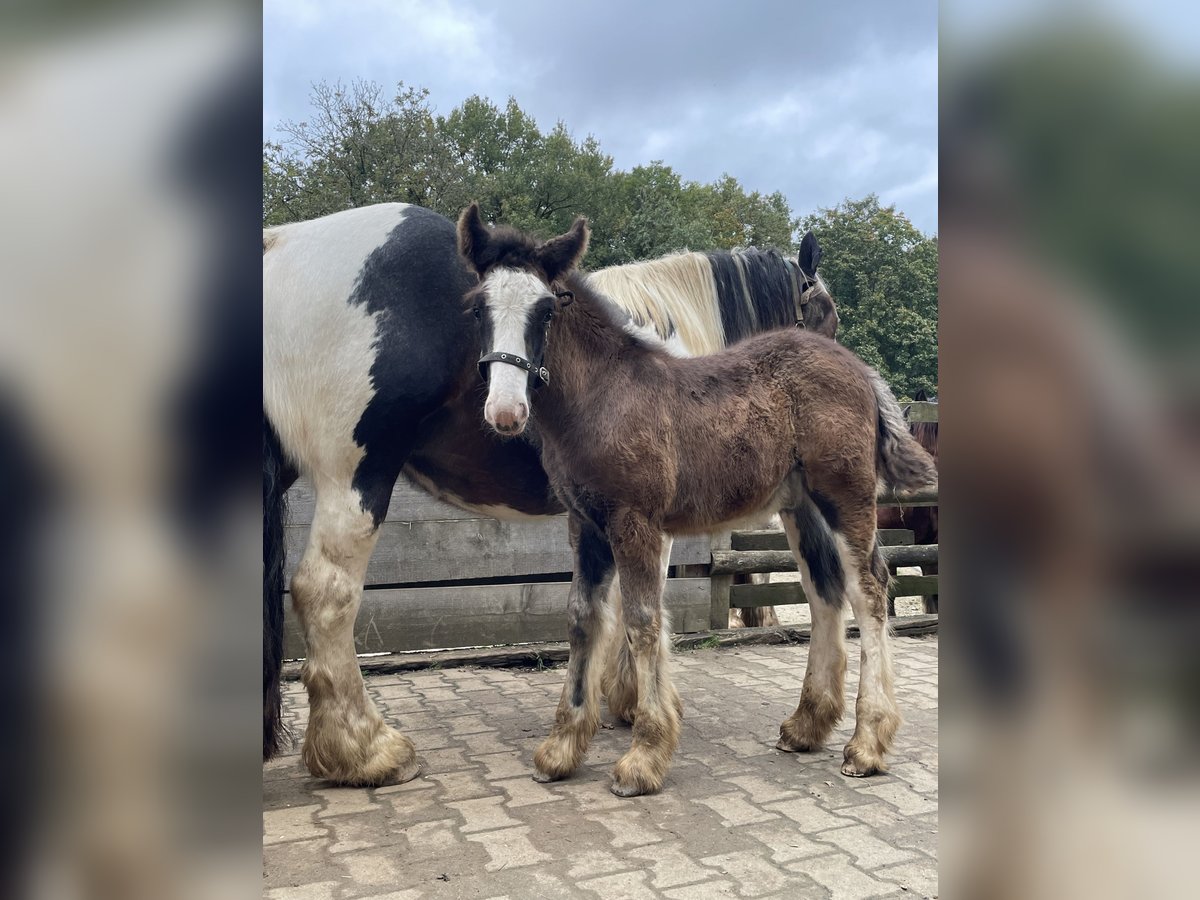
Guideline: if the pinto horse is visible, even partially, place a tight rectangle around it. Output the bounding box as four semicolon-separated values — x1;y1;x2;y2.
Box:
263;203;837;785
458;206;937;795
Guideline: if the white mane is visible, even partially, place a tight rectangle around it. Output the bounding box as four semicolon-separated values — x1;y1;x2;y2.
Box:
587;252;726;355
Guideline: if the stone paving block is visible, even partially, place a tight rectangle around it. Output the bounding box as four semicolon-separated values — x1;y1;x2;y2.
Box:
447;795;521;833
739;820;837;865
788;851;897;900
886;761;938;795
464;825;552;871
427;770;497;803
566;848;635;880
699;849;793;897
814;823;915;869
397;817;458;852
874;858;940;898
712;733;778;759
472;750;534;781
458;730;514;755
626;843;718;890
662;879;740;899
578;870;659;899
447;714;498;736
723;773;802;805
263;804;325;845
857;780;938;817
326;811;401;855
695;791;781;827
369;685;423;704
588;806;666;848
336;850;402;889
419;746;475;773
380;783;457;827
264;880;339;900
765;795;857;832
262;838;334;892
401;727;457;752
494;775;565;808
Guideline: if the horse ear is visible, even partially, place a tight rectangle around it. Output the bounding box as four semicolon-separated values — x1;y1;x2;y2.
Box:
538;216;590;281
457;202;491;273
799;230;822;277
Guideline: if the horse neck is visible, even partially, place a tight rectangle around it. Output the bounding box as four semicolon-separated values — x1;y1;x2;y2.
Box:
538;286;649;427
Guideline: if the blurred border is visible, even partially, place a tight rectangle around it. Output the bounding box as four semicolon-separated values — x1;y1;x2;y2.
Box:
941;3;1200;898
0;5;262;899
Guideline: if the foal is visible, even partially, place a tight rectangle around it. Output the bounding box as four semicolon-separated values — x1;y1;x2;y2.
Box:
457;204;937;796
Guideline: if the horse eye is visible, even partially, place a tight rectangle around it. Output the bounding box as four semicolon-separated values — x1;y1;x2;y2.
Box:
543;311;553;324
473;306;482;320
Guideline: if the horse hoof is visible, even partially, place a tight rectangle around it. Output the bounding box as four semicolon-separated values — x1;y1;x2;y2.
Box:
840;751;886;778
609;778;652;798
776;737;816;753
385;755;423;786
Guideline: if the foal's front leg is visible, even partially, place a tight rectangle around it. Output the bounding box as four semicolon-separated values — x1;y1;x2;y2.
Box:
609;512;681;797
602;537;677;724
533;516;615;782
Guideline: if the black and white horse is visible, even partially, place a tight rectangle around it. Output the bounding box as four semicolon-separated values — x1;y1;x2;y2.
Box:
263;202;835;785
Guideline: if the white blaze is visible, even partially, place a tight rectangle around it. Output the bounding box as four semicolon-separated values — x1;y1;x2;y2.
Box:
480;267;547;432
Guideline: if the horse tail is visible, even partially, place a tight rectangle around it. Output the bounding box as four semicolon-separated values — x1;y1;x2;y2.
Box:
263;416;290;760
868;369;939;492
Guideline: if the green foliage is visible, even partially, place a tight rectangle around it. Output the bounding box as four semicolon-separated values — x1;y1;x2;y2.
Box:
264;81;938;394
800;196;939;398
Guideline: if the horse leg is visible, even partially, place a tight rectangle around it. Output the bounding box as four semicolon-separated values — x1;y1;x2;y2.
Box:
838;507;902;777
923;560;939;614
601;539;680;725
776;501;848;752
290;481;419;786
608;514;681;797
533;517;615;782
737;576;780;628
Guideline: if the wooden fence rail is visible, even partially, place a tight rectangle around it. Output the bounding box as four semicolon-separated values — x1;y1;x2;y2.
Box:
712;544;938;576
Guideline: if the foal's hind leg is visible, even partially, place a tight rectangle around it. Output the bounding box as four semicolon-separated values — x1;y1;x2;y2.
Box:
838;506;901;777
533;517;615;782
608;513;681;797
776;501;848;753
291;483;419;786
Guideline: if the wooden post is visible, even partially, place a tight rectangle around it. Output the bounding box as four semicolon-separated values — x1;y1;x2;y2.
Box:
709;529;732;630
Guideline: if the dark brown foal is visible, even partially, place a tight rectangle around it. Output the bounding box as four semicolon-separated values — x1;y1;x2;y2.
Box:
457;204;937;796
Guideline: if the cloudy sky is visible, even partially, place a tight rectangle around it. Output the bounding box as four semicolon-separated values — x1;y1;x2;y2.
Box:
264;0;938;234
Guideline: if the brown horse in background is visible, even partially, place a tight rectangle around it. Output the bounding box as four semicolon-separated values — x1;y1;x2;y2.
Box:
878;389;938;614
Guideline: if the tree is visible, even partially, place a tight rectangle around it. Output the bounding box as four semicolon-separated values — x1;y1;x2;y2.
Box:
800;196;939;398
263;83;939;396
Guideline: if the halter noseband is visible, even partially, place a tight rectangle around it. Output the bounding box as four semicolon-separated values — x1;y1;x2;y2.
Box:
478;351;550;385
476;289;573;386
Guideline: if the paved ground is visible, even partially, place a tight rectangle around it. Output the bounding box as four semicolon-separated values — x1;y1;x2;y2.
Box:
264;636;938;899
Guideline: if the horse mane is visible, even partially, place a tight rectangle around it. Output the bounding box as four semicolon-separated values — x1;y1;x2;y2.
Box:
589;246;816;356
587;252;726;355
706;248;801;345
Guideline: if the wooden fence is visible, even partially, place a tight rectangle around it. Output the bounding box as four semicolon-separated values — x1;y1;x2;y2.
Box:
281;402;938;658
